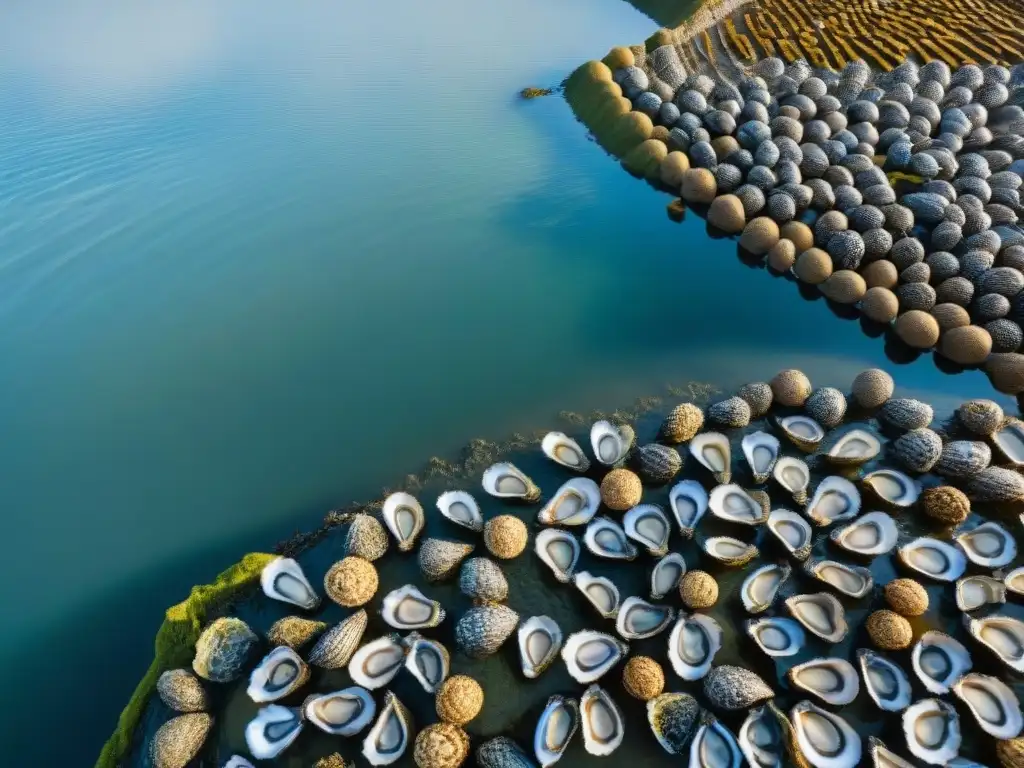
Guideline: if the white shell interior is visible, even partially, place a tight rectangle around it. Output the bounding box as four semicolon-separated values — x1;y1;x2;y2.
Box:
830;511;898;556
561;630;628;684
746;617;806;657
901;699;961;766
788;657;860;706
481;462;535;499
261;557;319;610
742;431;780;483
304;686;376;736
863;469;920;507
738;706;782;768
703;535;755;563
857;649;912;712
245;704;304;760
912;631;973;694
668;479;709;536
623;504;671;555
806;476;861;526
956;575;1007;612
955;521;1017;568
650;552;687;600
247;646;307;703
615;596;674;640
709;484;768;525
791;701;861;768
403;634;449;693
436;490;483;532
542;431;590;471
778;415;826;447
573;571;621;619
992;419;1024;466
766;508;811;559
583;517;638;560
785;593;848;643
590;421;630;466
362;693;411;767
690;716;743;768
381;492;425;550
580;685;625;757
380;584;443;629
741;563;790;613
967;614;1024;672
534;695;579;768
898;538;967;582
952;672;1024;740
519;615;563;679
535;528;581;583
825;428;881;463
690;431;732;483
537;478;600;526
668;613;723;680
348;635;407;690
805;559;873;598
773;456;810;501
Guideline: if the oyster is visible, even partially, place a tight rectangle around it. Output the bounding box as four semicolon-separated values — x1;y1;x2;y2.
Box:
573;571;621;619
868;737;915;768
580;684;625;756
650;552;687;600
690;712;743;768
562;630;628;684
709;484;769;526
791;700;861;768
623;504;671;556
703;665;775;710
955;521;1017;567
773;456;811;505
952;672;1023;739
668;479;709;537
777;414;826;451
862;469;920;507
647;692;700;755
701;535;758;566
381;492;425;552
362;691;413;767
956;575;1007;611
830;511;898;556
584;516;638;560
482;462;541;502
380;584;445;629
901;698;960;766
858;649;912;712
898;537;967;581
477;737;535;768
223;757;255;768
245;705;303;760
636;443;683;484
1003;565;1024;596
402;632;449;693
307;609;368;669
436;490;483;532
616;596;675;640
746;617;806;657
518;616;563;679
261;557;320;610
739;705;784;768
534;528;580;583
348;635;407;690
690;432;732;484
992;418;1024;466
536;478;600;526
459;557;508;602
247;646;309;703
742;431;781;483
804;558;873;598
912;631;973;694
668;612;723;680
534;695;579;767
806;476;861;526
740;563;791;613
303;686;376;736
787;657;860;706
590;420;634;466
339;512;389;562
542;431;591;472
823;428;882;465
455;603;519;659
767;508;812;560
965;613;1024;672
785;593;848;643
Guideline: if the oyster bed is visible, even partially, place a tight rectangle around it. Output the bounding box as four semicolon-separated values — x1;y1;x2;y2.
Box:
127;368;1024;767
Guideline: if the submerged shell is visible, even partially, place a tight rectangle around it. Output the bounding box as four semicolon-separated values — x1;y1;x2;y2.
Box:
804;558;873;598
955;521;1017;567
534;528;580;583
591;420;634;466
455;604;519;659
912;631;973;694
624;504;671;556
536;478;600;526
402;633;450;694
650;552;687;600
862;469;920;507
436;491;484;532
381;492;425;552
858;649;912;712
785;593;848;643
668;612;723;680
542;431;591;472
561;630;628;684
965;613;1024;672
362;692;413;767
247;646;310;703
898;538;967;582
823;428;881;465
668;479;709;538
304;686;376;736
901;698;961;766
703;665;775;710
791;701;861;768
740;563;791;613
616;597;675;640
806;476;861;526
952;672;1024;739
690;432;732;483
647;692;700;755
574;571;621;619
690;713;743;768
830;511;898;556
245;706;303;761
767;508;812;561
777;415;826;450
773;456;810;505
534;695;579;767
702;535;759;566
580;685;625;757
261;557;320;611
482;463;541;502
709;484;769;526
519;616;563;679
957;575;1007;611
743;431;780;483
584;516;638;560
381;584;445;630
307;610;369;670
788;657;860;706
746;616;806;657
348;634;407;690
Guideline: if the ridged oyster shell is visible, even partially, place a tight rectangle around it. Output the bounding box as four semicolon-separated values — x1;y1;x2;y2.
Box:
702;665;775;710
806;476;861;526
303;686;376;736
898;537;967;581
647;692;700;755
742;431;780;483
537;478;600;526
740;563;791;613
858;649;912;712
702;535;758;566
767;508;812;560
830;511;897;556
381;492;425;552
436;490;483;532
690;432;732;484
912;631;973;694
542;431;590;472
583;516;637;560
573;571;620;619
952;672;1023;739
519;616;563;679
482;462;541;502
773;456;810;505
650;552;687;600
668;479;709;537
307;609;369;670
791;700;861;768
668;612;723;680
745;616;806;657
785;593;848;643
261;557;320;610
901;698;960;766
455;603;519;659
616;596;675;640
534;528;580;583
787;657;859;706
803;558;873;598
561;630;628;684
590;420;634;466
362;691;413;766
880;397;934;430
534;694;578;767
709;484;769;526
580;685;625;756
623;504;671;555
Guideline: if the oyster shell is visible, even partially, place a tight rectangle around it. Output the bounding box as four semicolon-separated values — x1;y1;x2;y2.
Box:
635;443;683;484
362;691;413;767
791;700;861;768
690;712;744;767
690;432;732;484
739;705;784;768
536;478;600;526
482;462;541;502
304;686;376;736
647;692;700;755
623;503;671;556
858;649;912;712
701;535;758;566
862;469;920;507
247;646;309;703
952;672;1023;739
402;632;449;693
955;521;1017;567
339;512;389;562
583;516;638;560
477;737;534;768
348;634;407;690
709;484;769;526
787;657;860;706
650;552;687;600
573;571;620;619
418;538;474;582
901;698;960;766
898;537;967;581
935;440;993;479
965;613;1024;672
261;557;320;610
542;431;591;472
823;428;881;465
534;528;580;583
455;603;519;659
223;756;255;768
868;737;915;768
668;479;709;537
777;414;826;451
381;492;425;552
380;584;444;630
912;630;973;694
1002;565;1024;595
703;665;775;710
436;490;483;532
746;617;806;657
767;508;812;560
245;705;303;760
956;575;1007;611
880;398;934;430
668;612;723;680
806;476;861;526
993;418;1024;466
459;557;508;602
534;694;579;767
785;593;848;643
561;630;628;684
580;684;625;756
743;431;781;483
518;616;563;679
773;456;811;505
307;609;369;670
616;596;675;640
740;563;791;613
830;511;898;556
590;420;634;466
804;558;873;598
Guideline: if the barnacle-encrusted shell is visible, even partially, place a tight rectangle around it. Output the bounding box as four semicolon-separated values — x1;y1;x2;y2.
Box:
459;557;508;602
600;468;643;511
880;398;934;430
968;466;1024;502
157;669;209;714
476;737;535;768
414;723;470;768
436;674;484;725
308;609;368;669
708;396;752;428
340;513;390;561
622;656;665;700
635;443;683;484
484;515;529;560
679;570;718;609
455;604;519;659
326;557;379;607
193;617;258;683
805;387;848;427
934;440;992;478
885;579;929;616
866;610;913;650
659;403;704;442
893;428;943;473
151;713;214;768
418;539;474;583
647;692;700;755
921;486;971;525
771;369;812;406
738;381;774;416
997;738;1024;768
703;664;775;710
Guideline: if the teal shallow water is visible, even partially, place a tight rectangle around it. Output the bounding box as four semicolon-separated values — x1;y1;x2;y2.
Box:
0;0;1015;763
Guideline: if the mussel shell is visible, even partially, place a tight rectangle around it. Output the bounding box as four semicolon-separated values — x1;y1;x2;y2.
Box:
668;612;723;680
518;616;563;679
650;552;687;600
561;630;629;684
436;490;484;532
580;685;625;756
261;557;320;611
573;571;621;619
742;431;781;483
857;649;912;712
785;593;848;643
534;695;579;767
806;476;861;526
912;631;973;694
787;657;860;706
303;686;376;736
245;705;303;760
740;563;791;613
537;478;600;526
952;672;1024;739
583;516;638;560
542;431;591;472
534;528;580;583
616;596;675;640
623;503;672;556
901;698;961;766
829;511;897;556
766;508;812;560
668;479;709;537
746;617;806;657
791;700;861;768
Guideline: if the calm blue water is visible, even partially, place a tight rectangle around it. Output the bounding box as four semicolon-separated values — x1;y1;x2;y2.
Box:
0;0;1011;762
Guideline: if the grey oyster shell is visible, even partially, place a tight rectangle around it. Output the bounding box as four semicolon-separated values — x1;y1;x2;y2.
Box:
459;557;509;602
708;396;752;428
307;609;369;669
150;712;214;768
340;513;389;561
702;665;775;710
477;736;536;768
647;692;700;755
418;538;474;582
157;669;209;714
455;604;519;659
968;466;1024;502
934;440;992;478
804;387;847;428
893;428;944;473
635;443;683;484
879;398;934;430
193;617;258;683
957;399;1004;434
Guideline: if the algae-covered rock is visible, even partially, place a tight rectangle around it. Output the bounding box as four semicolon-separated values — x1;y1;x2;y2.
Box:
156;669;209;714
150;713;213;768
192;617;257;683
